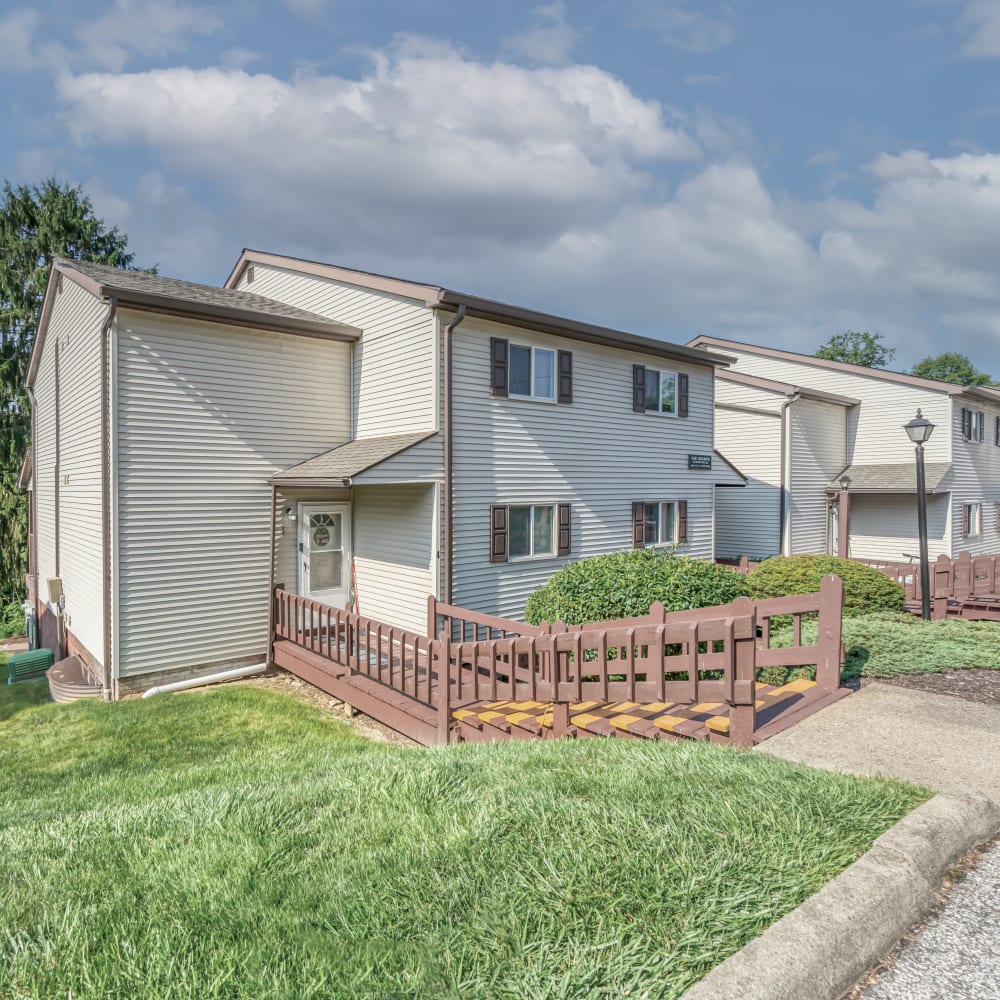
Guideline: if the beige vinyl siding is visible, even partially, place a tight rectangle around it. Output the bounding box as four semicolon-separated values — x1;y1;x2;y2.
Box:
788;399;848;555
54;282;109;662
848;494;950;562
115;309;351;677
352;434;444;485
237;263;438;440
451;319;718;620
353;484;436;634
32;279;108;661
34;333;56;600
715;348;952;466
943;397;1000;555
714;403;781;561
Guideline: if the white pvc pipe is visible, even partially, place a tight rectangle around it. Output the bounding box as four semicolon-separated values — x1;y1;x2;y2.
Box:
141;661;267;698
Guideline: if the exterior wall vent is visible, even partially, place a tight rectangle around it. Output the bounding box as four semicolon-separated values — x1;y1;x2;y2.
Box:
246;263;255;285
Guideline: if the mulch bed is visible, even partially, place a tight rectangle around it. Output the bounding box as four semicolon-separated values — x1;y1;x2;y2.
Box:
860;669;1000;706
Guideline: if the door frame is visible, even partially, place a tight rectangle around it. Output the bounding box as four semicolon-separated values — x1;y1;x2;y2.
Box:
297;501;352;607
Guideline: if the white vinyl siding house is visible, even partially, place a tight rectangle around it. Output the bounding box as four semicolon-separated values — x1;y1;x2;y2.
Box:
31;277;110;669
114;310;352;677
451;318;719;620
695;336;1000;562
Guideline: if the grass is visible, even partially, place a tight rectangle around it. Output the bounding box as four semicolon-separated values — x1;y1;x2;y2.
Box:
0;683;927;999
764;612;1000;684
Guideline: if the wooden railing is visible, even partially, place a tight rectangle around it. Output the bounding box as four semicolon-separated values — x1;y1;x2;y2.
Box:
274;575;845;749
859;551;1000;620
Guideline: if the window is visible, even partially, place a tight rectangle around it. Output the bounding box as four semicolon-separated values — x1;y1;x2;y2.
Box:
490;504;571;562
632;500;687;548
509;345;556;400
962;503;982;538
643;369;677;415
961;408;984;443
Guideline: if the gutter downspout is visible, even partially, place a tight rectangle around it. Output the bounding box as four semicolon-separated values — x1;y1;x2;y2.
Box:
266;484;277;666
27;386;39;638
441;304;466;605
779;390;800;556
100;298;117;701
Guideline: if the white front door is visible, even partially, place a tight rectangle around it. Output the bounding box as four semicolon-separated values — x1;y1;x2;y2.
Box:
298;503;351;607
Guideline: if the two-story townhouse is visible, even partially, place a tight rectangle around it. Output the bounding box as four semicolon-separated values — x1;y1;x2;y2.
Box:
25;253;741;696
689;336;1000;562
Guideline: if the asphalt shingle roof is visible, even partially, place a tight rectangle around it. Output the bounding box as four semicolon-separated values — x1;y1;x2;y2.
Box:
273;433;437;483
828;462;952;493
59;259;357;335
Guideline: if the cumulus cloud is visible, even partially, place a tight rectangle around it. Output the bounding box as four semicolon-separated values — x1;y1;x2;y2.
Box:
51;39;1000;368
502;2;580;65
74;0;221;71
0;8;42;72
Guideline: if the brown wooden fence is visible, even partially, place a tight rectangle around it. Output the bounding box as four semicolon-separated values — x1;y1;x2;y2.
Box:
273;574;845;748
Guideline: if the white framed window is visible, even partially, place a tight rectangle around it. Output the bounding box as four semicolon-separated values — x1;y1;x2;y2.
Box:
963;502;982;538
643;501;678;546
644;369;677;415
508;504;556;559
509;345;556;401
961;408;984;443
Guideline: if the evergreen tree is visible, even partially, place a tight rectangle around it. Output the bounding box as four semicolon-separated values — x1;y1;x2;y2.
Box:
0;179;136;607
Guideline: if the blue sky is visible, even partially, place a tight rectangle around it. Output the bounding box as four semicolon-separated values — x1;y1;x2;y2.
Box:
3;0;1000;369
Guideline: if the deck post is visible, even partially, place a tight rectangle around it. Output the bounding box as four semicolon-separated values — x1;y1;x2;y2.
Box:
427;594;437;640
815;573;844;692
727;600;757;748
436;631;452;746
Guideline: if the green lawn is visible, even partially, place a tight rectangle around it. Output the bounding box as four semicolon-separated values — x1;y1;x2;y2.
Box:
0;682;926;999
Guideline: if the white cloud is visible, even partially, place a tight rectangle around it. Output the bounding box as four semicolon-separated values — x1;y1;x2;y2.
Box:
0;8;42;72
629;2;739;54
502;2;580;65
959;0;1000;57
51;39;1000;370
74;0;222;72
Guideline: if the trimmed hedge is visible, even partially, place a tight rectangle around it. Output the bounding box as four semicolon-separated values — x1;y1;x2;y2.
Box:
746;555;905;618
524;549;752;625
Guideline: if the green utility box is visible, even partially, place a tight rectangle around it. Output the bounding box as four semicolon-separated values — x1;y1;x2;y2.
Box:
7;648;54;684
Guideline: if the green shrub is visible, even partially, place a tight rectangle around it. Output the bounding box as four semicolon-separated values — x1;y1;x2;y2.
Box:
761;612;1000;686
746;555;905;617
0;602;25;638
524;549;752;625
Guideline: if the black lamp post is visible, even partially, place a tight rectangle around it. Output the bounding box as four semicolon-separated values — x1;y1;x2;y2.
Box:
903;409;936;619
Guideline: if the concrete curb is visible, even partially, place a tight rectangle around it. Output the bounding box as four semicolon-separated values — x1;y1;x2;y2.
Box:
680;793;1000;1000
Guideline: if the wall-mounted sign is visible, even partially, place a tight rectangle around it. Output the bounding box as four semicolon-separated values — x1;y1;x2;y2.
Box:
688;454;713;470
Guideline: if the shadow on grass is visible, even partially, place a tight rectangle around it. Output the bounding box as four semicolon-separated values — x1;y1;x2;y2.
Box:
0;678;52;722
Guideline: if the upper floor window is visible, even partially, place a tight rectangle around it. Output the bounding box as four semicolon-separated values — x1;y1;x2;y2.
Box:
632;364;689;417
510;345;555;401
490;337;572;403
644;369;677;415
961;407;984;443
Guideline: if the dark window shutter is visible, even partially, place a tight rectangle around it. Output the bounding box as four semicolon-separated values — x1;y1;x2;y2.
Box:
962;505;970;538
490;505;508;562
557;350;573;404
996;504;1000;531
677;501;688;543
557;504;571;556
995;415;999;446
632;365;646;413
631;502;645;548
490;338;509;397
678;373;689;418
961;408;969;440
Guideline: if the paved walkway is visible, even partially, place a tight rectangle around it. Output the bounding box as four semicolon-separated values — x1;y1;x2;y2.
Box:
758;682;1000;999
861;841;1000;1000
758;682;1000;800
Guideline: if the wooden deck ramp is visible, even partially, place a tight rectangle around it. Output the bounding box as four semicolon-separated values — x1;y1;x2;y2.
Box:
271;577;849;749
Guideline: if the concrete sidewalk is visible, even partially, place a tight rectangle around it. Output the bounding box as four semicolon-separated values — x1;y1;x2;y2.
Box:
757;682;1000;801
758;681;1000;1000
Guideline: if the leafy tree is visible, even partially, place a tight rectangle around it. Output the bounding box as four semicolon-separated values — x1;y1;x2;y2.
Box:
910;352;995;387
815;330;896;368
0;179;137;606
